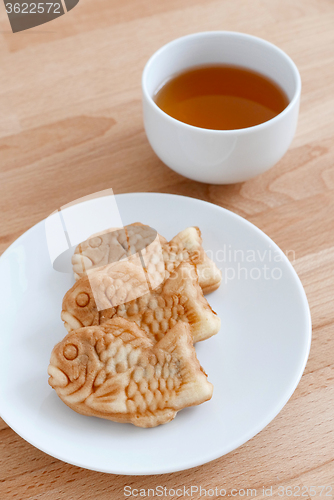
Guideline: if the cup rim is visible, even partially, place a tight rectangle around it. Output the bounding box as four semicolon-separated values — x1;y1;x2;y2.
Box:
142;31;302;135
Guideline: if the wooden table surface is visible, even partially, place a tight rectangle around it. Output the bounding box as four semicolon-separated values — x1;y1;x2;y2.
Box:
0;0;333;498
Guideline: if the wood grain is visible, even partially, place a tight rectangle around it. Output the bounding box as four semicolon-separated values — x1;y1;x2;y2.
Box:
0;0;333;497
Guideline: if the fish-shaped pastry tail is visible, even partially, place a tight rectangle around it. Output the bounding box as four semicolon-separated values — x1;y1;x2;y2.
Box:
48;318;213;428
167;227;222;294
61;262;221;343
153;320;213;409
159;262;221;343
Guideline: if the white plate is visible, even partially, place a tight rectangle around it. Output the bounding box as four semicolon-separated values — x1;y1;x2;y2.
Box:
0;193;311;475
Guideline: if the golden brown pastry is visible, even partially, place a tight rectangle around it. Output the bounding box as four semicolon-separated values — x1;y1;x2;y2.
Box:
61;262;221;343
160;226;222;294
72;223;222;295
48;318;213;428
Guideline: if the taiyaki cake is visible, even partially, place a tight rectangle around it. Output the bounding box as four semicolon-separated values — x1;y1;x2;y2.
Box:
72;223;222;295
72;223;166;280
61;262;221;343
48;318;213;427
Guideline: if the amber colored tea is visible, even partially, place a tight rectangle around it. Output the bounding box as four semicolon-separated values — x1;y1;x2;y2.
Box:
154;65;289;130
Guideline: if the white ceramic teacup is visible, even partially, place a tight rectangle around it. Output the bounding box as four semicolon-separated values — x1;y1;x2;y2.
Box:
142;32;301;184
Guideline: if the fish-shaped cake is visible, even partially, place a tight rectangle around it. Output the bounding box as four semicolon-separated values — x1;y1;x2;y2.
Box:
71;223;166;284
61;262;221;343
71;223;222;295
48;318;213;427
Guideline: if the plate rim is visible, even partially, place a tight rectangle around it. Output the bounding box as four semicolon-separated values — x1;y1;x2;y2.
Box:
0;192;312;475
